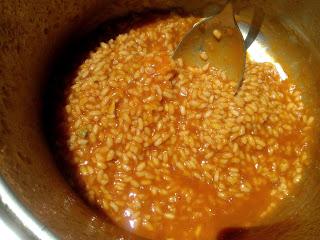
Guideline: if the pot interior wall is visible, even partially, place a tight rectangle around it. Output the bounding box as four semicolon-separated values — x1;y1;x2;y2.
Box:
1;0;320;239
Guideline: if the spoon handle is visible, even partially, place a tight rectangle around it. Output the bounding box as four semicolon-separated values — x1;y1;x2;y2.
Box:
235;5;265;95
244;6;265;49
217;2;265;50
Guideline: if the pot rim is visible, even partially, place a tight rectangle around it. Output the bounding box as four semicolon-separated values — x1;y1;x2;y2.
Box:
0;176;57;240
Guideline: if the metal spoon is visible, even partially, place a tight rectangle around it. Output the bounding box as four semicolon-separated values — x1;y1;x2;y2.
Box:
173;2;264;94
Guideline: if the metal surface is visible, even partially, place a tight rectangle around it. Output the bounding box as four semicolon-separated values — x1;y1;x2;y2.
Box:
173;3;265;94
0;0;320;240
0;177;57;240
173;2;246;93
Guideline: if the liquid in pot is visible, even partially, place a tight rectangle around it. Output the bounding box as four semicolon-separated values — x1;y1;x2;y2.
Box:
56;13;314;239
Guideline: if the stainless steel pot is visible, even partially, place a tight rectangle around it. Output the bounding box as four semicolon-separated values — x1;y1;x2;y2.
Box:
1;0;320;239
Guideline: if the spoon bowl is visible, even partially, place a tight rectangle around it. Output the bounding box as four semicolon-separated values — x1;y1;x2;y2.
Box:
173;3;246;93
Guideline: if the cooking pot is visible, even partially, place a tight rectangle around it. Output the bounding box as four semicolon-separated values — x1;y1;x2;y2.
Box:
1;0;320;239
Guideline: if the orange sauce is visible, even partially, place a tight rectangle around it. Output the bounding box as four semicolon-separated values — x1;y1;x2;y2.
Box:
61;13;313;240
